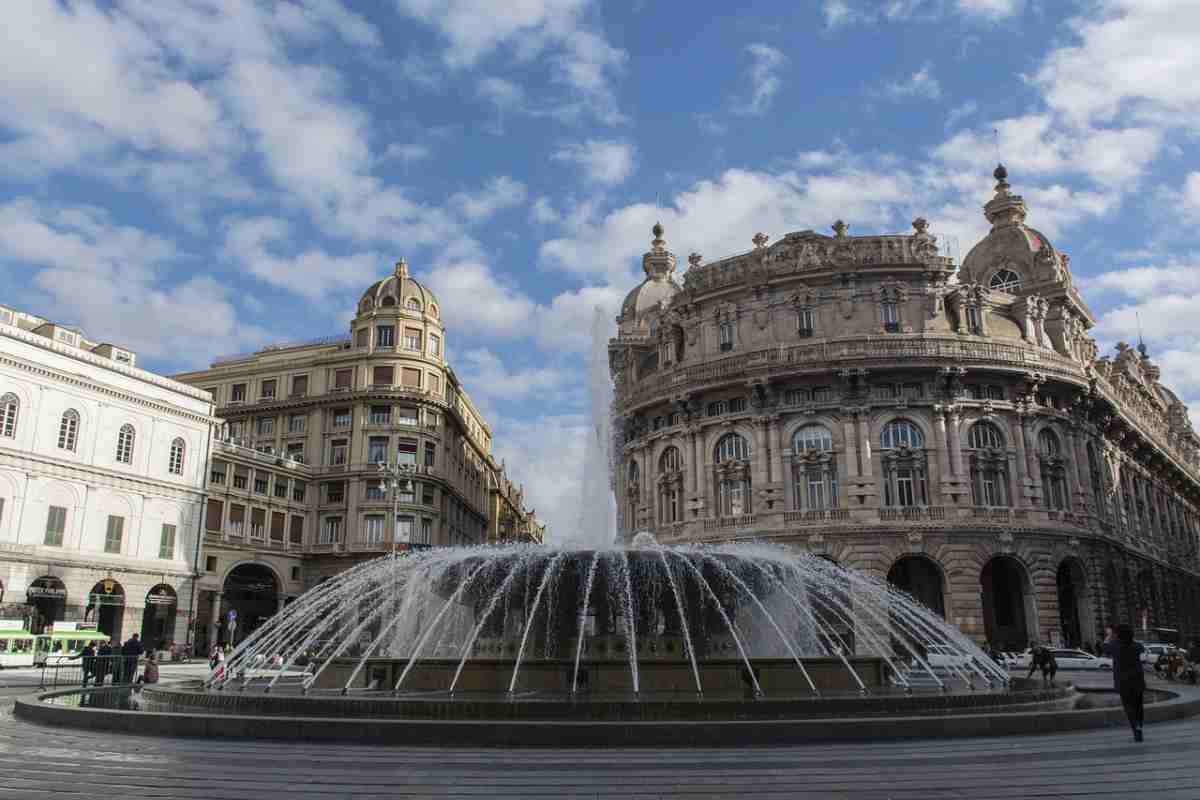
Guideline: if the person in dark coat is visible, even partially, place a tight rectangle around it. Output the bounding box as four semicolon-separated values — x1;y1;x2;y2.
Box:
1104;623;1147;742
96;639;113;685
70;642;97;686
121;633;144;684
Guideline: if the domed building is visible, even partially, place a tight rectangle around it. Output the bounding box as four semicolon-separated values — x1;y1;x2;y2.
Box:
610;167;1200;651
174;260;541;651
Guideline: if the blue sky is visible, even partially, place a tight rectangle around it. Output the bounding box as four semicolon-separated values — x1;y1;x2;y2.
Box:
3;0;1200;539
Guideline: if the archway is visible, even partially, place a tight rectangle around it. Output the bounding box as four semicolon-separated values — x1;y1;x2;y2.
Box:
26;576;67;634
140;584;178;651
981;556;1034;650
221;563;280;646
87;579;126;640
887;555;945;617
1056;559;1091;649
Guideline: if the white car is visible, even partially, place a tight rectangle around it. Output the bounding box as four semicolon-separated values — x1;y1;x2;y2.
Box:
924;644;973;669
1050;648;1112;670
1140;643;1174;664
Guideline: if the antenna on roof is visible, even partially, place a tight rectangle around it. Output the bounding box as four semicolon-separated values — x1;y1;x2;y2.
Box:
1136;311;1148;358
992;128;1001;162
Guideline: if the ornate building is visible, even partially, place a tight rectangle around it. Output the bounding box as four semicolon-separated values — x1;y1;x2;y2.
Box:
610;167;1200;651
174;260;540;648
0;307;214;648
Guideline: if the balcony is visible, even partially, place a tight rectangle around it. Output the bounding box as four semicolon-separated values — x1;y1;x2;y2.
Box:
703;514;757;531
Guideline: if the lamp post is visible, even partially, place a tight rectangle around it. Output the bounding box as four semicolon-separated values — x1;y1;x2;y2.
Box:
378;459;416;557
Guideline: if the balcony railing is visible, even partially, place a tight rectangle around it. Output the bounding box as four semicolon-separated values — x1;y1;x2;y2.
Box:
702;514;756;531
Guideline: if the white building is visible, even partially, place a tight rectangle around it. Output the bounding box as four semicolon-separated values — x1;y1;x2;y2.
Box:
0;306;215;649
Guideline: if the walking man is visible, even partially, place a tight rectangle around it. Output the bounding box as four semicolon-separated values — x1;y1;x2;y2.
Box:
1104;623;1146;742
121;633;144;684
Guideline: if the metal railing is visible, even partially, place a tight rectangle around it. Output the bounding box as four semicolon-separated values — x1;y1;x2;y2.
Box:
40;655;154;690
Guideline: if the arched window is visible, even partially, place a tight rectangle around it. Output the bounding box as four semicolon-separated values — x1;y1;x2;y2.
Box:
1038;429;1068;511
715;433;750;463
967;421;1009;507
168;437;186;475
791;425;838;511
407;297;422;311
658;447;683;524
989;268;1022;293
0;393;17;438
880;420;924;450
116;424;135;464
57;410;79;451
880;419;927;507
714;433;751;517
429;304;439;319
381;296;396;307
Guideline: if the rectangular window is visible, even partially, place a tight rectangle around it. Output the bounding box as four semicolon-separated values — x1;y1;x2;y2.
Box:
372;365;394;386
270;511;285;542
229;505;245;537
428;374;441;396
812;386;832;402
798;308;816;337
966;305;982;334
369;405;391;425
330;439;348;466
404;328;422;351
285;442;304;461
44;506;67;547
292;481;306;502
402;367;421;388
426;411;440;429
206;499;223;532
420;518;433;545
231;383;246;402
159;524;176;559
260;379;277;399
210;462;227;484
287;413;306;434
104;515;124;554
399;480;415;504
376;325;395;347
422;484;435;505
334;368;353;390
356;328;369;347
729;397;747;413
291;566;301;581
396;515;414;544
986;385;1005;400
873;383;896;400
326;482;345;504
882;302;900;332
274;477;288;499
397;438;418;465
204;387;219;403
903;383;923;400
429;334;441;357
254;475;268;494
205;555;217;572
332;408;352;428
396;407;418;426
368;436;389;464
289;516;304;544
707;400;728;417
807;473;825;511
256;416;275;436
366;484;386;501
320;517;343;544
718;321;734;351
424;442;436;468
290;375;308;397
250;508;266;539
364;515;385;544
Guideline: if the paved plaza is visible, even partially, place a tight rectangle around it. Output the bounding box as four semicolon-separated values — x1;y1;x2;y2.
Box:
0;668;1198;799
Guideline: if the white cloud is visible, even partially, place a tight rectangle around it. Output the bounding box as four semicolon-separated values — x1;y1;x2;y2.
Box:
530;197;561;224
450;176;528;221
477;76;526;111
736;43;788;116
1081;262;1200;300
884;62;942;101
552;140;636;186
422;260;538;339
945;101;978;129
955;0;1023;18
383;143;432;164
1179;172;1200;221
823;0;1020;28
822;0;857;28
0;198;267;366
395;0;627;124
458;349;566;401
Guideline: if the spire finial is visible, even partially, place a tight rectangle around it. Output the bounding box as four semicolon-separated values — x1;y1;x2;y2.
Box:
652;221;664;241
1137;311;1148;358
395;258;408;278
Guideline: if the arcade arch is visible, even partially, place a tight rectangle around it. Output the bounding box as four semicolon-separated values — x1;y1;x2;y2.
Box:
220;563;281;646
981;555;1035;650
887;555;945;617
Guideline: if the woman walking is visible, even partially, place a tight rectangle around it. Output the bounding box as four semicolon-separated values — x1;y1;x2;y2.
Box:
1105;624;1146;742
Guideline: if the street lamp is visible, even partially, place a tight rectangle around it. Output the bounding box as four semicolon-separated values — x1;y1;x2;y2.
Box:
377;459;416;557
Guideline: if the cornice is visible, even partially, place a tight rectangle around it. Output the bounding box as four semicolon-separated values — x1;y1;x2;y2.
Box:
0;449;207;503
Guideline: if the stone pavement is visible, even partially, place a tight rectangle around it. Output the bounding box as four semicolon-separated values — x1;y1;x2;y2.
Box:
1;671;1197;799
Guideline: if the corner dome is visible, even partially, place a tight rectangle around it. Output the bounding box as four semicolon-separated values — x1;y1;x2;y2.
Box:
619;222;682;323
359;259;439;317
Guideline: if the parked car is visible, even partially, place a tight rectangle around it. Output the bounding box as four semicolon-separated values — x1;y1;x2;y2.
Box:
1140;643;1175;664
924;644;973;669
1050;648;1112;670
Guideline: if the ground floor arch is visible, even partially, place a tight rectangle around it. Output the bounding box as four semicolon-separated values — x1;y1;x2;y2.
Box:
887;555;945;617
86;579;126;641
220;563;281;646
26;576;67;634
1056;559;1093;649
140;584;178;650
981;555;1035;651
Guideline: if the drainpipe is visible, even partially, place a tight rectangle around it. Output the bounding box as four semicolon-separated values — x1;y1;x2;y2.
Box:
187;420;215;655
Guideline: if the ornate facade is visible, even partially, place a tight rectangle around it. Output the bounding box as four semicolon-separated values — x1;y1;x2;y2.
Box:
610;168;1200;651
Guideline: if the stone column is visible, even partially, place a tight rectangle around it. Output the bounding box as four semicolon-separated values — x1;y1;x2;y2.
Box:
769;415;785;487
857;410;873;477
947;407;963;478
209;590;221;649
1071;428;1092;512
841;412;859;478
753;418;770;490
1012;411;1032;506
933;405;950;483
1065;427;1086;510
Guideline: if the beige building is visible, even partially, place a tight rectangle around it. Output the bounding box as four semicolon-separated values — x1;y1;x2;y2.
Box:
174;260;541;648
486;460;545;545
0;306;214;650
610;166;1200;651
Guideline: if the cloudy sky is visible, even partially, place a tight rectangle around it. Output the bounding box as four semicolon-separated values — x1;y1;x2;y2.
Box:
3;0;1199;541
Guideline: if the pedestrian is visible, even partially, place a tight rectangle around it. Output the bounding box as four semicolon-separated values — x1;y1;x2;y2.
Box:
96;638;113;685
71;641;97;686
137;652;159;685
121;633;144;684
1104;623;1146;741
209;645;221;670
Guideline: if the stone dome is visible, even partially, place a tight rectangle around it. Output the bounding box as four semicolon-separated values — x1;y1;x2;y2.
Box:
358;259;439;317
620;223;682;323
